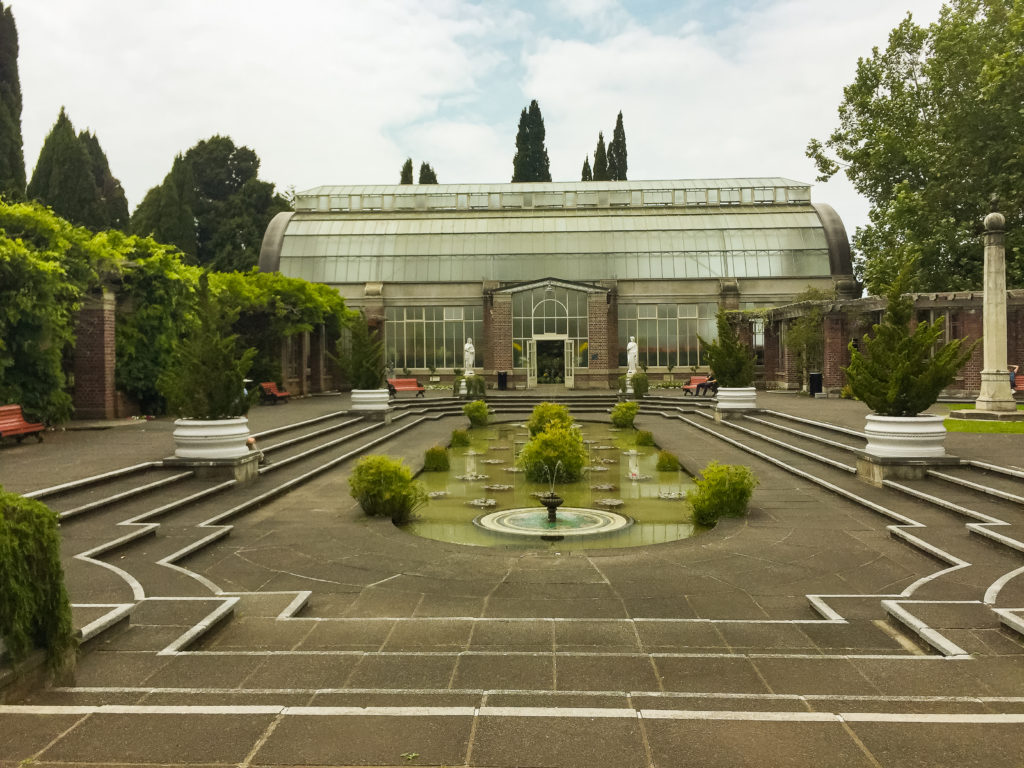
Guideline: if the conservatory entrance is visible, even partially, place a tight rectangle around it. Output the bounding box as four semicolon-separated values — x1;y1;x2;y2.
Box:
527;336;574;388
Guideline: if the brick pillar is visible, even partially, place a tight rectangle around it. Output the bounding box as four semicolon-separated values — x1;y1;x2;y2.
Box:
488;294;513;373
959;310;984;392
822;314;849;390
73;288;117;420
763;321;779;383
309;324;326;393
587;292;614;389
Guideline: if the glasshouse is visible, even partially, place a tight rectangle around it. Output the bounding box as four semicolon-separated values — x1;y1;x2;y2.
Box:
258;178;856;389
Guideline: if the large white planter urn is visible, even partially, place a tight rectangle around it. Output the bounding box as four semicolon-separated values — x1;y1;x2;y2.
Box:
863;413;947;458
715;386;757;411
351;388;391;412
172;417;251;460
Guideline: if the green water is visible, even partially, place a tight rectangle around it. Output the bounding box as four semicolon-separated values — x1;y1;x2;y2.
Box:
405;421;704;550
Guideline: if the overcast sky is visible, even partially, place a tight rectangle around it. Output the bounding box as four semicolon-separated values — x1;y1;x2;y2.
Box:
12;0;946;235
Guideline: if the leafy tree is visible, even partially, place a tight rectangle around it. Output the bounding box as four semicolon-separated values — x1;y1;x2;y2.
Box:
0;1;24;200
581;156;592;181
698;310;755;388
592;132;609;181
27;108;104;229
608;111;627;181
79;130;128;229
418;162;438;184
400;157;413;184
845;259;975;416
808;1;1024;293
511;99;551;182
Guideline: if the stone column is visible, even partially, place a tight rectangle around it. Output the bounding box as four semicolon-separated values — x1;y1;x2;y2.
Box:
975;208;1015;411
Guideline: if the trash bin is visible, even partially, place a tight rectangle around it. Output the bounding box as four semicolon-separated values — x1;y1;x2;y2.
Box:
497;371;508;391
808;372;823;396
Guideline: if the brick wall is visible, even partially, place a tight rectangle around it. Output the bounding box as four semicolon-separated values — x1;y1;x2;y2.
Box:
488;295;513;373
72;289;116;420
823;315;849;389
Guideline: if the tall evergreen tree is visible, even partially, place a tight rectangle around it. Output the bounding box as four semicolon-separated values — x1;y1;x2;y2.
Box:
581;157;592;181
511;99;551;182
592;132;609;181
0;1;23;199
400;157;413;184
79;130;129;229
27;108;104;229
418;162;438;184
608;111;627;181
132;154;198;259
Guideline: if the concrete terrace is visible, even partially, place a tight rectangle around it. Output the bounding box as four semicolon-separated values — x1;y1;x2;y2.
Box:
1;389;1023;767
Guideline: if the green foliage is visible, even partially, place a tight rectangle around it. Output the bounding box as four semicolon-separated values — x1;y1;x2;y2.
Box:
807;2;1024;292
418;162;438;184
27;108;105;230
338;312;385;390
526;401;573;437
581;156;592;181
784;286;836;386
592;132;609;181
422;445;450;471
0;487;75;671
400;158;413;184
518;422;587;483
656;450;680;471
635;430;654;446
454;374;485;398
686;461;758;527
0;2;25;201
464;399;489;426
157;273;256;419
511;99;552;182
78;130;129;230
131;154;197;258
609;111;628;181
844;261;975;416
348;454;427;522
450;428;470;447
610;401;639;428
699;310;755;388
631;370;649;397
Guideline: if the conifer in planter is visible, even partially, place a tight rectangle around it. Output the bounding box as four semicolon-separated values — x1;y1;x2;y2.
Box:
845;262;975;457
338;311;389;414
159;274;257;459
699;309;756;410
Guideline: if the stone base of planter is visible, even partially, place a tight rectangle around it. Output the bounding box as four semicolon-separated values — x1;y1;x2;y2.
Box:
351;389;392;423
855;452;960;488
164;452;260;483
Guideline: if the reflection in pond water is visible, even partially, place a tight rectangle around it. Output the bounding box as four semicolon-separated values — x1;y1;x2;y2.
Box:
405;421;704;550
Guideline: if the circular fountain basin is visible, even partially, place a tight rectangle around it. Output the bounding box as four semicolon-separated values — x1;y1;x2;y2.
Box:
474;507;632;538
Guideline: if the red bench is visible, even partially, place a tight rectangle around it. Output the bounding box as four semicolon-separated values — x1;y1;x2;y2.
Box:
681;375;709;396
0;404;44;443
259;382;291;404
387;378;425;397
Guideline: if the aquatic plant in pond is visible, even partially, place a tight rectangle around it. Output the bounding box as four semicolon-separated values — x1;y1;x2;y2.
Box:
517;422;587;482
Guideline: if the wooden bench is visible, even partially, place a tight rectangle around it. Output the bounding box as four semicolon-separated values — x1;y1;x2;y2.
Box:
681;376;708;396
387;378;425;397
259;382;291;404
0;404;44;443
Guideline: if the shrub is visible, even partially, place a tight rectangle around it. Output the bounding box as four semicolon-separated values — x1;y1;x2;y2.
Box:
686;461;758;527
467;375;486;397
526;402;573;437
450;429;470;447
348;455;427;523
635;430;655;446
517;423;588;483
610;401;639;428
423;446;450;471
0;488;75;672
656;450;681;471
699;309;755;388
631;370;649;397
464;399;489;426
337;310;385;390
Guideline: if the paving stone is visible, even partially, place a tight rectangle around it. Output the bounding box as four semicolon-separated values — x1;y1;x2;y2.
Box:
555;655;660;692
294;619;396;650
553;620;640;652
0;714;84;761
752;657;882;696
654;656;770;694
381;618;474;650
471;715;647;768
849;722;1024;767
452;653;554;691
242;654;361;689
468;619;553;651
345;654;458;690
716;622;816;651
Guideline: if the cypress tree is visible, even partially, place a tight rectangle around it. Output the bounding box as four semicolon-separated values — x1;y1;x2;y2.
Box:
608;111;627;181
0;1;23;199
418;162;438;184
592;132;609;181
400;157;413;184
132;154;198;260
512;106;530;182
79;130;129;229
511;99;551;182
581;157;592;181
27;108;103;229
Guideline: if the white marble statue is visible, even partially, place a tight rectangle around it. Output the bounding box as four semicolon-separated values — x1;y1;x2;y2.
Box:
464;338;475;371
626;336;638;373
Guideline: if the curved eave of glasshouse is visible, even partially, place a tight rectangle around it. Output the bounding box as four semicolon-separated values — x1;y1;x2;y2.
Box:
259;178;850;284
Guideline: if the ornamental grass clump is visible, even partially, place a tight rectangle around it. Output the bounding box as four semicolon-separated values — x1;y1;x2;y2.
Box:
517;423;588;483
656;450;681;471
450;429;470;447
423;446;450;471
610;401;639;428
844;261;975;416
464;399;489;426
526;402;573;437
698;310;755;388
0;488;76;672
635;430;655;446
348;455;427;523
686;461;758;527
